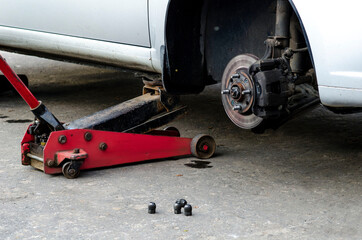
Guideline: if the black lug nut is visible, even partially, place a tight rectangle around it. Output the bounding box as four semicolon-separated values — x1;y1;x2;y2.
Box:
184;204;192;216
148;202;156;214
175;199;187;208
174;203;182;214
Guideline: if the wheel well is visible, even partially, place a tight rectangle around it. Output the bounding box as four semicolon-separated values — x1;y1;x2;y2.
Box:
163;0;314;94
163;0;206;94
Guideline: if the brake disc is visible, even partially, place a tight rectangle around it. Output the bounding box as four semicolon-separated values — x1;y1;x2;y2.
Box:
221;54;263;129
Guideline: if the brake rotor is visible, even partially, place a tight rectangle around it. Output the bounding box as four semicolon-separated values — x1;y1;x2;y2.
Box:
221;54;263;129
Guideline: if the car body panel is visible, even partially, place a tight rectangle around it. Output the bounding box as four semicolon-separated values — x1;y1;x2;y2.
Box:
148;0;169;72
291;0;362;107
0;0;150;47
0;26;154;72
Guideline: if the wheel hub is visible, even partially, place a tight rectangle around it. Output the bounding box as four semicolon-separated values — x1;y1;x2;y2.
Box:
221;54;263;129
230;83;243;100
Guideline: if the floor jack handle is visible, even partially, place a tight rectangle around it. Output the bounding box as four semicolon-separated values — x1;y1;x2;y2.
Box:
0;55;40;109
0;54;64;131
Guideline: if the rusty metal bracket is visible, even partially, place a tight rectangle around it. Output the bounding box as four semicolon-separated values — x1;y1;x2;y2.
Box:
143;84;180;112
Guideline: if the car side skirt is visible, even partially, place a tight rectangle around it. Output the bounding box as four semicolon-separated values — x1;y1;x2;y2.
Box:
0;26;156;73
319;86;362;108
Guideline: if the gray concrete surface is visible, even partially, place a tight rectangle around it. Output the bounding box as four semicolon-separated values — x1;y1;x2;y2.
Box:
0;52;361;240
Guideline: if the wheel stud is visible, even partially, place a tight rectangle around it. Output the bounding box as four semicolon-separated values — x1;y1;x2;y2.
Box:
231;73;240;79
221;89;231;95
233;105;243;111
242;89;251;95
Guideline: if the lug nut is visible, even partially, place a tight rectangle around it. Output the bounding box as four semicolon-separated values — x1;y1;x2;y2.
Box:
174;203;182;214
221;89;230;95
233;105;243;111
175;199;187;207
184;204;192;216
148;202;156;214
58;135;67;144
99;142;108;151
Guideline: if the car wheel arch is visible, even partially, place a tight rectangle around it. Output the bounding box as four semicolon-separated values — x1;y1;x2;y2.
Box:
162;0;315;94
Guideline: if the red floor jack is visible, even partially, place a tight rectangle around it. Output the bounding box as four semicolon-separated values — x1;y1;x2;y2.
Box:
0;55;216;178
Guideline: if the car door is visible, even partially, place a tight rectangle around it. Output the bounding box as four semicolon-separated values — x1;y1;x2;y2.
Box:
0;0;150;47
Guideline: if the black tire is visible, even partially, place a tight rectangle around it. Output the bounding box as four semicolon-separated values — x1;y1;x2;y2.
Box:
190;134;216;159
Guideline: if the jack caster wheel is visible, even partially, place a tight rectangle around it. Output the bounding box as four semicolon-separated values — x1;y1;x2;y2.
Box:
163;126;180;137
62;162;81;179
191;134;216;159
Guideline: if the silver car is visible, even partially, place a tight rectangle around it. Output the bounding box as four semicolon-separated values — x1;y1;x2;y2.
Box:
0;0;361;131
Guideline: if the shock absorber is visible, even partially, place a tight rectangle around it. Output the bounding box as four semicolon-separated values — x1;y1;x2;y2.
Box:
275;0;291;41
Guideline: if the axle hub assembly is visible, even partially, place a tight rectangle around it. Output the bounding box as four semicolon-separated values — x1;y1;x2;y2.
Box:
221;54;263;129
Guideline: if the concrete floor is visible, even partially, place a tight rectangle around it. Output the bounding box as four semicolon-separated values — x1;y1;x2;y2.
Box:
0;52;361;240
